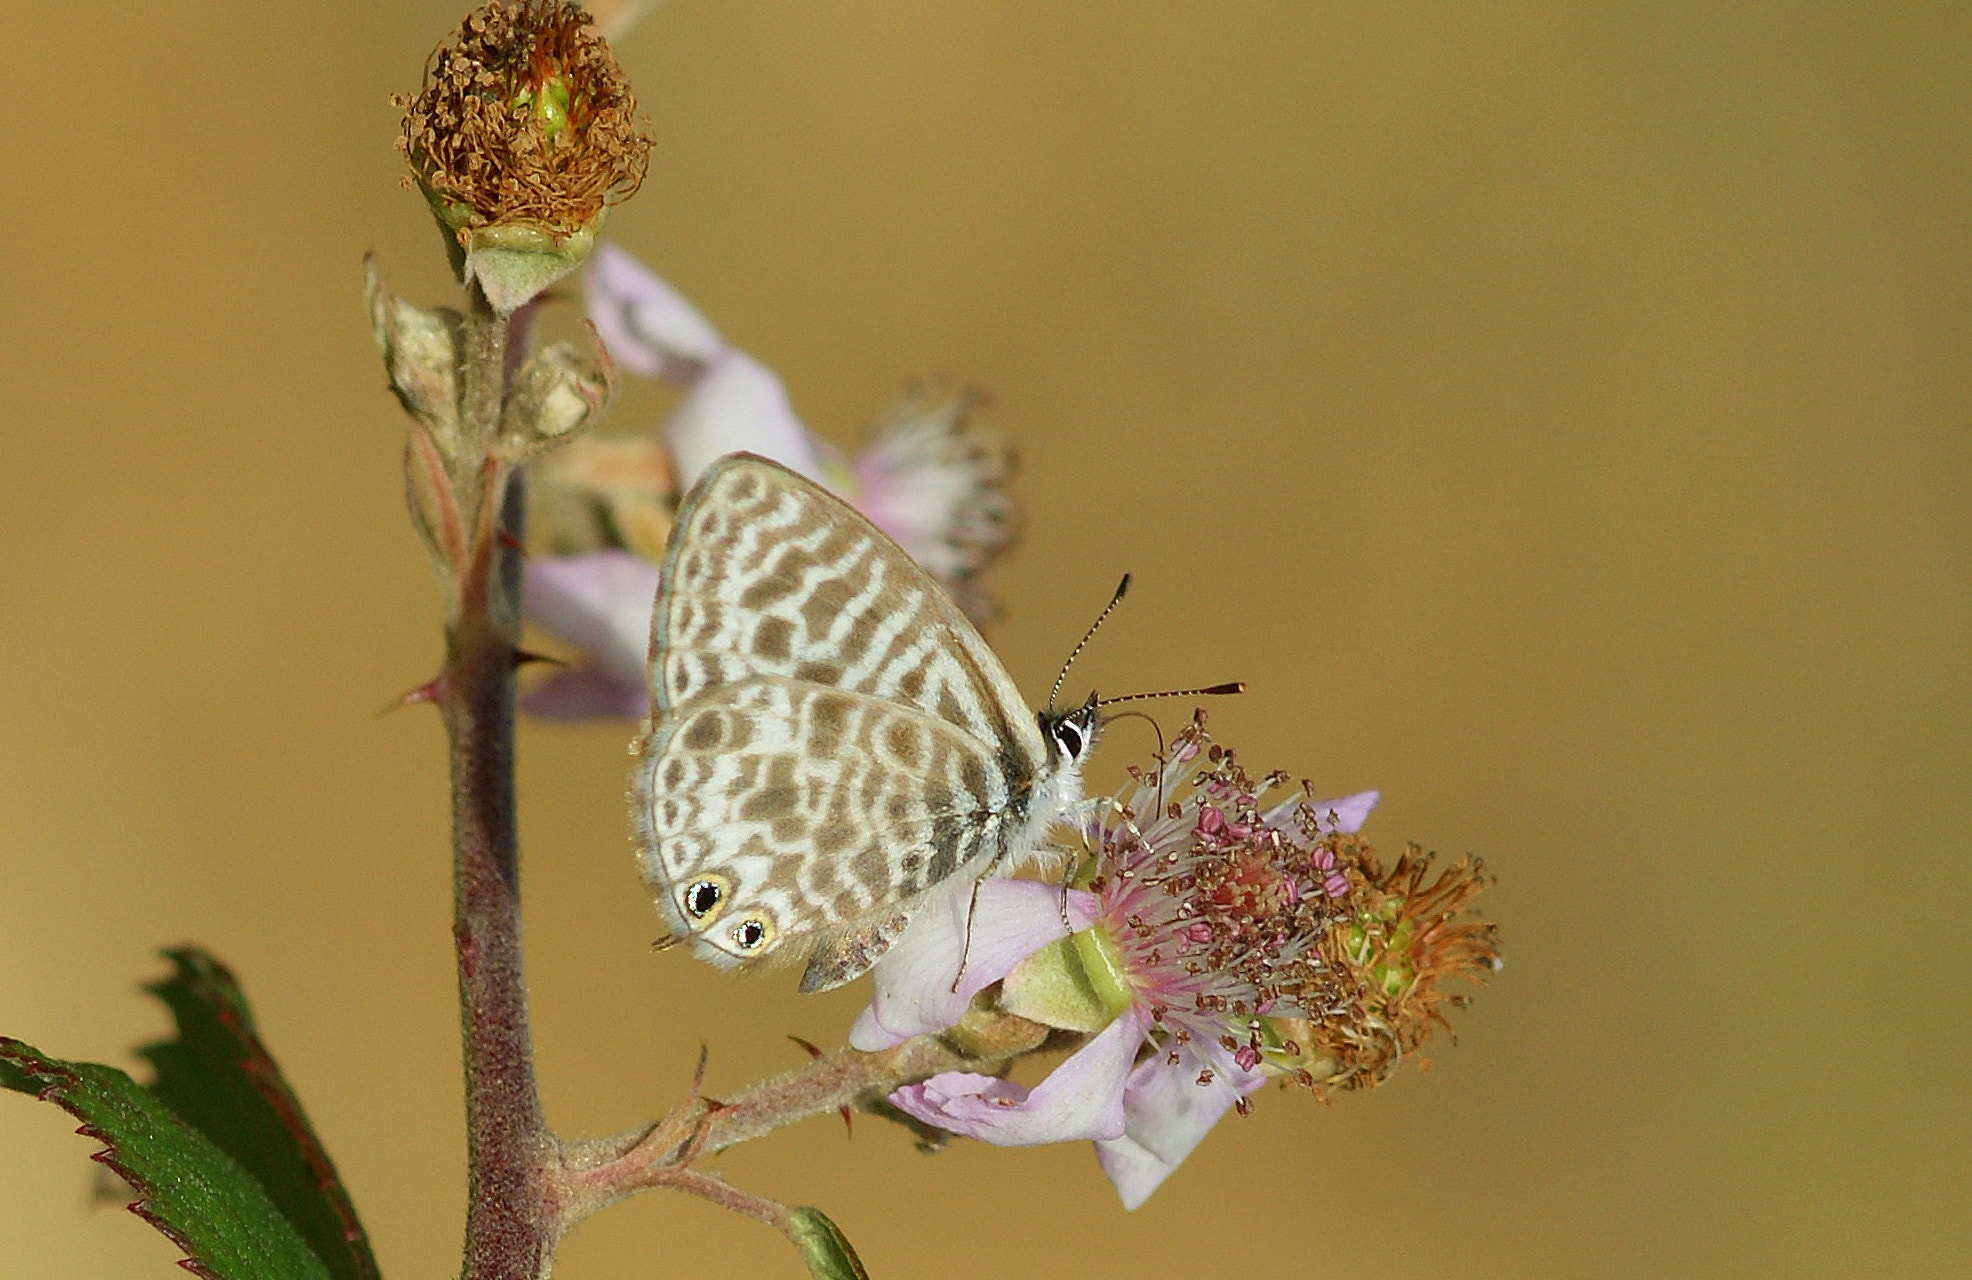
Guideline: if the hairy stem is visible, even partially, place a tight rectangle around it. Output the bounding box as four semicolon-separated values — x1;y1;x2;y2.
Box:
555;1009;1052;1223
443;288;556;1280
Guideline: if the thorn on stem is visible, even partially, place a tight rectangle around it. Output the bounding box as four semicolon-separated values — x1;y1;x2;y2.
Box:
787;1037;852;1136
379;677;443;716
497;530;525;553
677;1098;727;1168
512;648;565;670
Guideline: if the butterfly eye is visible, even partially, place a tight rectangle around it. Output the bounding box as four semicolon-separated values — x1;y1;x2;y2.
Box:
683;879;724;919
1052;720;1086;760
731;917;773;952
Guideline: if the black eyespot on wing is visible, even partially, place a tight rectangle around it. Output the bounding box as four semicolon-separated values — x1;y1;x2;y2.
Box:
734;920;766;950
685;881;721;918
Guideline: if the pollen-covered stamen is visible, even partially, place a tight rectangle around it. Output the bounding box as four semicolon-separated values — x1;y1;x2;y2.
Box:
1081;722;1360;1090
1261;842;1500;1091
1078;713;1498;1107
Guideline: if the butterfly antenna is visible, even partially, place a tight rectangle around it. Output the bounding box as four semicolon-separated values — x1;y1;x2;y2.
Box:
1096;681;1246;708
1049;573;1132;711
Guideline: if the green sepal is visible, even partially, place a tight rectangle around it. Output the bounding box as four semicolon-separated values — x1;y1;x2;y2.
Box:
413;178;605;315
464;220;599;316
365;254;464;451
783;1207;871;1280
1;1036;336;1280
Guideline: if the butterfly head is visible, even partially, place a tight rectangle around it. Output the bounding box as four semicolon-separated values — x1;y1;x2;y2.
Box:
664;871;782;969
1039;689;1102;772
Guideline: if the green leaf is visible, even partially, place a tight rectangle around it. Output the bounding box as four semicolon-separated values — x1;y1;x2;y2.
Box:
136;949;381;1280
0;1036;336;1280
0;1053;37;1095
783;1207;871;1280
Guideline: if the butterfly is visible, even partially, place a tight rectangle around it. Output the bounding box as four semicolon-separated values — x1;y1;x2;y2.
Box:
631;453;1102;992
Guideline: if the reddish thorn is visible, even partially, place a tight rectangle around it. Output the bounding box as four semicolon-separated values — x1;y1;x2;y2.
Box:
838;1105;854;1138
497;531;525;553
689;1043;710;1097
512;648;565;670
787;1035;824;1060
378;678;442;716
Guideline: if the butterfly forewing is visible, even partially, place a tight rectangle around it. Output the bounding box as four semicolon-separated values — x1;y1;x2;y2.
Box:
634;455;1064;991
650;456;1040;758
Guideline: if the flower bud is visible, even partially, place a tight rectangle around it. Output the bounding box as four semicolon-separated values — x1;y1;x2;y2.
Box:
498;331;614;459
780;1207;870;1280
364;256;464;452
396;2;653;314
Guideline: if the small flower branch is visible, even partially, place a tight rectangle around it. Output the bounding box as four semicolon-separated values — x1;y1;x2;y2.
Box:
553;1008;1052;1226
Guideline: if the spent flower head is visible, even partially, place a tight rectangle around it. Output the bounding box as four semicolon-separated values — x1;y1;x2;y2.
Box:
397;2;652;312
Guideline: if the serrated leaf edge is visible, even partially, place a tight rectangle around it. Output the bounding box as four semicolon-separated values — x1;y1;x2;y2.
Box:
2;1042;222;1280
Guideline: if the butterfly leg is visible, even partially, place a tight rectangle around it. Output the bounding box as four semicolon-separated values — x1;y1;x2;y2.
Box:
948;841;1017;994
950;873;988;995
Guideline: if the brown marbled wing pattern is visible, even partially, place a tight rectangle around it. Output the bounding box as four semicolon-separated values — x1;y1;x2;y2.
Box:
648;454;1036;749
633;454;1055;991
638;679;1024;986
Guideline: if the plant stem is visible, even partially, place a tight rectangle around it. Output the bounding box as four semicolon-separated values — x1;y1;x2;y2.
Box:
554;1010;1052;1223
443;291;557;1280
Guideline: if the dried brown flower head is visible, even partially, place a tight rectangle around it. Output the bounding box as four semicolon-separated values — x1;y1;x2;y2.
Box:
396;2;653;311
1264;839;1500;1091
399;1;650;235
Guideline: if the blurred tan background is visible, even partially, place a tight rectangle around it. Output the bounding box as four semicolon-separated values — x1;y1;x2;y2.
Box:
3;2;1967;1276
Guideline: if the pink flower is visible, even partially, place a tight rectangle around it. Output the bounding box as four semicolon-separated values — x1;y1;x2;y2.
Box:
519;246;1020;718
521;550;659;719
585;243;828;491
854;721;1378;1208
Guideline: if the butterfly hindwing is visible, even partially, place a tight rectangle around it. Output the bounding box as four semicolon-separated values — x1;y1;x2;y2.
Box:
636;676;1025;979
800;912;913;994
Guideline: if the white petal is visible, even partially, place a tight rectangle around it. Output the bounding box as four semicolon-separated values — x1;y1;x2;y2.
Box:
887;1006;1148;1146
1262;788;1380;834
846;1002;908;1052
1089;1134;1171;1212
850;389;1016;582
848;879;1097;1051
1093;1041;1265;1210
584;243;726;380
664;351;829;493
521;550;659;688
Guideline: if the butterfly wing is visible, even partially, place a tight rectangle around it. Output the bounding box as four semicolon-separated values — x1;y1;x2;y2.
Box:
649;454;1046;766
635;676;1026;987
